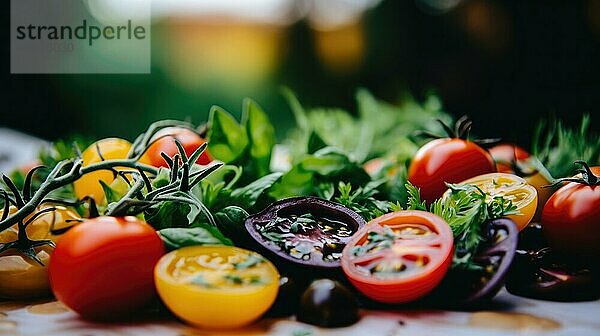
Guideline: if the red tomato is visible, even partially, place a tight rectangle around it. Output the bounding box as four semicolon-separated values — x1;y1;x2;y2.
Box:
489;144;530;173
341;211;454;304
542;165;600;257
141;127;211;168
408;138;496;203
48;216;165;320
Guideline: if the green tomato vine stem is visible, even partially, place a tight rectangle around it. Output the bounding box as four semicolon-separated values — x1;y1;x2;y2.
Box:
0;158;158;233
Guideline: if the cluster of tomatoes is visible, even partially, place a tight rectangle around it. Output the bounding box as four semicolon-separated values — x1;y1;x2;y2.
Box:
0;120;597;330
407;134;599;259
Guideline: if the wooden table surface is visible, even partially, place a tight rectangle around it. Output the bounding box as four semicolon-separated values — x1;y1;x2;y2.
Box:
1;129;598;336
1;289;598;336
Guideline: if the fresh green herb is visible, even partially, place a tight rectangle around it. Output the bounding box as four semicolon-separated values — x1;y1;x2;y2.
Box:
224;274;244;285
191;274;213;288
249;275;265;285
404;182;517;270
158;227;233;251
334;181;390;221
213;206;250;244
533;115;599;179
233;254;265;270
207;99;277;184
269;147;370;200
282;88;450;163
351;227;395;257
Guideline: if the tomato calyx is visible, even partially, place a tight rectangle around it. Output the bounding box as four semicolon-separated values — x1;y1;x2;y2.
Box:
104;138;221;224
415;116;501;146
547;160;600;187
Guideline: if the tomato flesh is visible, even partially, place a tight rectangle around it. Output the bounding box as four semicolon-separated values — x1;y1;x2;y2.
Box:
341;211;453;304
49;216;165;320
455;173;538;231
408;138;496;203
155;246;279;329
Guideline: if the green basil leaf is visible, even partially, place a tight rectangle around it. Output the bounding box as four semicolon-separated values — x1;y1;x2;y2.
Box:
214;206;250;244
307;130;327;154
207;106;249;163
230;172;282;209
242;99;276;178
145;201;192;230
299;148;351;176
269;166;314;200
158;226;232;251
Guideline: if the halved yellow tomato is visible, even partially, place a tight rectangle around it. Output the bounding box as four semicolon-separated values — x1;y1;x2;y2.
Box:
155;246;279;329
456;173;538;230
73;138;132;203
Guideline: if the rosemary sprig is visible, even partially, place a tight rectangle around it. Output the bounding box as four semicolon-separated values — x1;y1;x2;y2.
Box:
532;115;600;179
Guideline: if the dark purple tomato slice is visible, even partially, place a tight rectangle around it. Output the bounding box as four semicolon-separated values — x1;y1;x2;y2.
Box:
426;217;518;307
244;197;366;272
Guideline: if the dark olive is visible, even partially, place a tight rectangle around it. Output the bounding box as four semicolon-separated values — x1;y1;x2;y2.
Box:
426;217;518;307
517;222;547;251
244;197;366;275
506;247;599;302
296;279;359;328
265;276;300;317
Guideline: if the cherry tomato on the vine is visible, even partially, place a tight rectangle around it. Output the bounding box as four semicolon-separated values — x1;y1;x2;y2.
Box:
542;163;600;257
140;127;211;168
0;205;80;300
409;138;496;203
73;138;132;204
489;143;530;174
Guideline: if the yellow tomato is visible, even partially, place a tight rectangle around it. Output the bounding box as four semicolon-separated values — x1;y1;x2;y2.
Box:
42;205;84;243
0;207;51;299
155;246;279;329
524;171;554;222
73;138;132;203
0;206;82;299
457;173;538;230
0;246;53;299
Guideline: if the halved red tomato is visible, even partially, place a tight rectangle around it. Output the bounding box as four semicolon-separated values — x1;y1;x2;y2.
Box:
341;211;453;304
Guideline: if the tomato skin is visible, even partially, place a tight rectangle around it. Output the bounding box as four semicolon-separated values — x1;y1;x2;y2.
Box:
49;216;165;320
408;138;496;203
489;144;530;173
73;138;132;204
341;211;454;304
0;246;52;300
141;127;211;168
542;169;600;257
0;206;76;300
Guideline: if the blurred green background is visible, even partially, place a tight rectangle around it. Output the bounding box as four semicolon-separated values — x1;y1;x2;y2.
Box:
2;0;599;146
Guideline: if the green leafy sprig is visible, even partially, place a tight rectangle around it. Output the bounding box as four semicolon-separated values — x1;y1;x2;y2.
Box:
404;182;517;270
